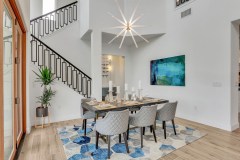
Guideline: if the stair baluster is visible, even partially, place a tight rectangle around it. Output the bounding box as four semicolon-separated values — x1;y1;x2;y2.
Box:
31;34;91;98
30;1;78;38
30;1;92;98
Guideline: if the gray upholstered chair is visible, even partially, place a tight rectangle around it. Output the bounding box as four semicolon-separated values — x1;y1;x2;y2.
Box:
96;109;130;159
81;98;98;136
156;101;178;139
128;105;157;148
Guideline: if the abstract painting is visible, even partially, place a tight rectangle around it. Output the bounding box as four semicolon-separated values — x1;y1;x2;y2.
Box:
151;55;185;86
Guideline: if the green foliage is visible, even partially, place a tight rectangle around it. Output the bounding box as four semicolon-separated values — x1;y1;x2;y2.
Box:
37;87;56;107
34;67;56;108
33;67;55;86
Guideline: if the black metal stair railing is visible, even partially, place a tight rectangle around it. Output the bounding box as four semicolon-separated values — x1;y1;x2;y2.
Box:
31;34;91;98
30;1;78;38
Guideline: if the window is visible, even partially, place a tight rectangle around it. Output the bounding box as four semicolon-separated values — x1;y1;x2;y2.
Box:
43;0;56;14
176;0;190;7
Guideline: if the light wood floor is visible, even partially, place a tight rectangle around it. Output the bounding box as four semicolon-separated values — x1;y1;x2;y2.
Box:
17;118;240;160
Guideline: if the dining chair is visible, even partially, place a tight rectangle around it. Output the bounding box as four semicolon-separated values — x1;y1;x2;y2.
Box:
95;109;130;159
156;101;178;139
128;105;157;148
81;98;104;136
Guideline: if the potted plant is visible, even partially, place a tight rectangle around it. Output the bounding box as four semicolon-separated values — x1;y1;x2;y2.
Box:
34;67;56;117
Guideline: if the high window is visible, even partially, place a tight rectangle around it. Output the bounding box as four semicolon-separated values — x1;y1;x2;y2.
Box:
43;0;56;14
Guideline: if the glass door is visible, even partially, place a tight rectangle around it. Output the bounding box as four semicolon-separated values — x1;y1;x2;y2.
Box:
15;22;23;147
3;5;14;160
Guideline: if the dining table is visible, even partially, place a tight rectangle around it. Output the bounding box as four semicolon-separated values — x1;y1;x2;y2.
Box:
82;97;169;120
82;97;169;142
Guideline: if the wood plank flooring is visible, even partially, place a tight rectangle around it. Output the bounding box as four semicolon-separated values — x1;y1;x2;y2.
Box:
17;118;240;160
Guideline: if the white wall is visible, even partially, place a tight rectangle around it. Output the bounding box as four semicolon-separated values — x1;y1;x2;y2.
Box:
16;0;30;30
128;0;240;131
42;0;55;15
79;0;90;38
42;22;91;75
30;0;42;20
90;0;124;32
124;0;166;35
55;0;76;9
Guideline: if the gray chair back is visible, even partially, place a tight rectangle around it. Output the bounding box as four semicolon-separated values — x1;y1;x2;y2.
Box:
96;109;129;135
81;98;95;115
156;101;178;121
130;105;157;127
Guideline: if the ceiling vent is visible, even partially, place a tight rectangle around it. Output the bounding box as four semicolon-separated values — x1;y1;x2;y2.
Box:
181;8;191;18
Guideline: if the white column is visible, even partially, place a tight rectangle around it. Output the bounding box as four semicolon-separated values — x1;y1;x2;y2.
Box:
91;30;102;100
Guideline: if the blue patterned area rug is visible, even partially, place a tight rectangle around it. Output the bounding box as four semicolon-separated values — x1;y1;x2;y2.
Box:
57;121;206;160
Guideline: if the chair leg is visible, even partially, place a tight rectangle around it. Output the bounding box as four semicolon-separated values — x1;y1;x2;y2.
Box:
172;119;177;135
94;118;96;122
82;119;85;130
84;119;87;136
163;121;166;139
150;125;157;143
143;127;145;135
131;111;134;114
140;127;143;148
119;134;121;143
127;123;130;140
123;132;130;153
108;135;111;159
150;126;153;133
162;121;164;129
96;131;99;149
154;120;157;129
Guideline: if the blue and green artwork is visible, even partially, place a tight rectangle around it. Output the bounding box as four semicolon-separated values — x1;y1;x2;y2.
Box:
150;55;185;86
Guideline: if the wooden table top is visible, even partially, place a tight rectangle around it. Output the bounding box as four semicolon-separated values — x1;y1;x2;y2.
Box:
82;97;169;114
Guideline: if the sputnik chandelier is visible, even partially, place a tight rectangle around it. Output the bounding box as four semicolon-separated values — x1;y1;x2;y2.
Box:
108;0;149;48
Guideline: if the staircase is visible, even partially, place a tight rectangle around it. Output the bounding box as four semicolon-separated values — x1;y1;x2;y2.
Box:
30;1;91;98
30;1;78;38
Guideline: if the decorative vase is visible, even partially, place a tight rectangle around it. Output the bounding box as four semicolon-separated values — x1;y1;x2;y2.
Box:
36;106;48;117
116;93;121;103
124;91;129;101
138;89;143;101
109;91;114;102
131;92;137;101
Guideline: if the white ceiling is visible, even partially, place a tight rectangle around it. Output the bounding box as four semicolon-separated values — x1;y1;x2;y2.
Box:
102;32;164;47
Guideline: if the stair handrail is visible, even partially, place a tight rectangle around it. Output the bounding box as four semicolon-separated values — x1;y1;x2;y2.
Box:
31;34;91;80
30;1;78;22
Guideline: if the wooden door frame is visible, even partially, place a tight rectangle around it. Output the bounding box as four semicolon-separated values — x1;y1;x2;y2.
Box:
0;1;4;160
8;0;27;135
0;0;27;159
15;21;23;147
